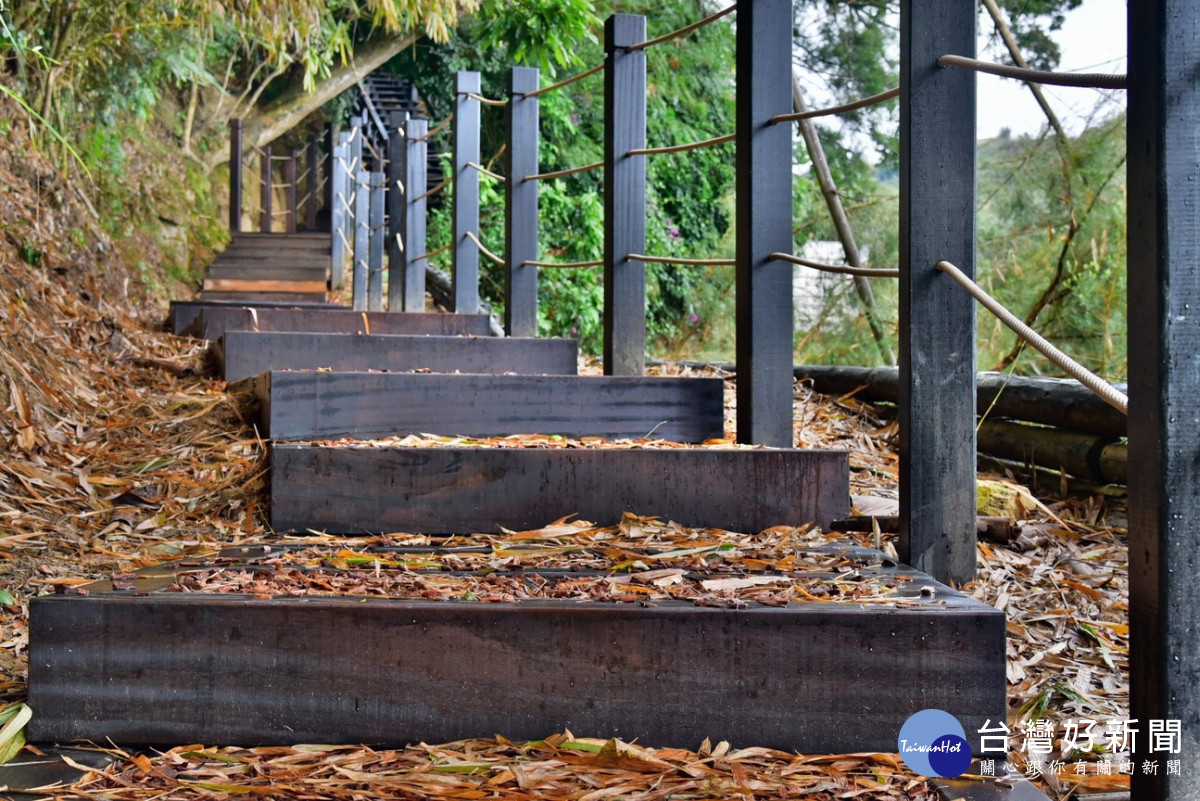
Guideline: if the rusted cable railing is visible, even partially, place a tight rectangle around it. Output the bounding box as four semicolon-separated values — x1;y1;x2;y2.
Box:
937;54;1128;90
411;175;452;204
464;91;508;107
626;3;736;52
524;63;606;98
627;132;735;157
465;230;506;266
770;87;900;125
466;161;507;182
627;253;735;266
415;113;454;142
524;258;605;269
770;252;900;278
937;260;1128;414
523;160;604;182
410;242;453;265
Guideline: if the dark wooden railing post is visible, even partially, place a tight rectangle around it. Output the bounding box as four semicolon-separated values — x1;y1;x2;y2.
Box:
329;135;350;291
368;170;385;311
352;169;370;311
506;66;540;337
386;110;408;312
604;14;647;375
1128;2;1200;797
305;136;320;231
323;124;335;225
228;119;243;234
259;144;273;232
401;118;428;312
453;71;481;314
899;0;977;583
347;116;364;259
735;0;794;446
285;149;298;233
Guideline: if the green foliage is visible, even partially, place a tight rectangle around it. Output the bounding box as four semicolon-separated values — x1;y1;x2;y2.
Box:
404;0;738;358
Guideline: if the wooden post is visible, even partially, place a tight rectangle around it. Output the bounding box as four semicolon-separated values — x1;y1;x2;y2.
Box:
898;0;977;583
368;171;385;311
305;137;320;231
348;116;363;264
387;111;408;312
401;119;428;312
1128;1;1200;797
260;144;273;233
323;124;335;226
453;71;481;314
506;67;540;337
229;119;243;234
604;14;647;376
735;0;794;446
353;169;370;312
329;138;350;291
285;149;298;233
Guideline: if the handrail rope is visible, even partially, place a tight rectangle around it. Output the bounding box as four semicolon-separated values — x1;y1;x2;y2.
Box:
465;230;507;266
770;87;900;125
936;260;1128;414
626;3;737;52
937;55;1127;90
524;160;604;182
410;242;452;264
524;63;606;98
627;132;735;157
524;258;604;269
769;252;900;277
411;175;453;204
464;91;508;107
466;161;507;182
415;113;454;141
627;253;735;266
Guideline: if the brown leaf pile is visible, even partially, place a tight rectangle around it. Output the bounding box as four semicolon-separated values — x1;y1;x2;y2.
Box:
61;733;937;800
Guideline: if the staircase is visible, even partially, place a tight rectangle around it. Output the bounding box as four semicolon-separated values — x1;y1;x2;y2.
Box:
29;283;1005;754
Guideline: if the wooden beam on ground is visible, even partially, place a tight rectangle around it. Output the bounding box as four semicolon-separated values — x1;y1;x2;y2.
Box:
735;0;794;447
210;331;578;382
183;308;491;341
505;66;540;337
247;372;724;442
899;0;977;584
604;14;647;376
1127;1;1200;797
28;561;1003;753
271;445;849;533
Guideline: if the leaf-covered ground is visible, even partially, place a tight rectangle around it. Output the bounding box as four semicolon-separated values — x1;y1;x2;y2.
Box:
0;95;1130;801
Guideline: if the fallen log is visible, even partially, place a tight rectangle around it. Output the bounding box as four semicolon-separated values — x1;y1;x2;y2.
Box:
831;514;1021;543
426;266;506;338
976;419;1126;485
791;365;1126;437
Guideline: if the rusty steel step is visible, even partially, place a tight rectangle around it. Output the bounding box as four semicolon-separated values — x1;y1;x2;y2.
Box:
210;330;578;383
244;371;725;442
27;541;1005;754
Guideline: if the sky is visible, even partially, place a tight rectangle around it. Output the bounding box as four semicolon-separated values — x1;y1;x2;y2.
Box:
976;0;1127;138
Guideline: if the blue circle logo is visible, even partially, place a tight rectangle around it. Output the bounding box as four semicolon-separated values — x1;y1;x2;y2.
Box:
897;709;972;778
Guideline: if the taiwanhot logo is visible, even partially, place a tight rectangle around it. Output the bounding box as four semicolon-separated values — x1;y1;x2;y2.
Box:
897;709;972;778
